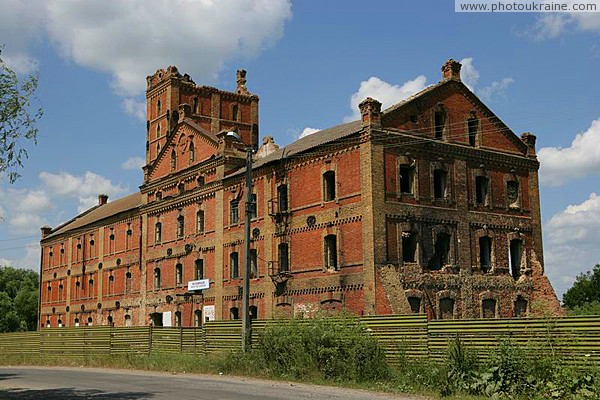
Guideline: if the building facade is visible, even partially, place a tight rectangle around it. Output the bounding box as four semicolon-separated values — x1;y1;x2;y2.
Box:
39;60;561;328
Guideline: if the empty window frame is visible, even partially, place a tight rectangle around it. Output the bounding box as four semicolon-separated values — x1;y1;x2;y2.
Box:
177;215;185;239
399;165;415;194
189;142;195;164
230;307;239;320
324;234;338;270
156;99;162;115
192;97;198;114
402;232;417;263
468;117;478;146
506;180;520;207
125;271;132;293
323;171;336;201
514;296;528;318
250;249;258;278
155;222;162;243
407;297;421;314
176;263;183;285
230;200;240;224
433;169;448;200
196;210;205;234
434;111;446;139
479;236;493;273
482;299;496;319
439;297;455;320
170;150;177;170
108;275;114;295
174;311;182;327
154;268;161;289
475;176;489;205
278;243;289;272
249;305;258;320
230;252;239;279
232;104;239;121
277;184;288;212
194;259;204;280
429;232;451;270
509;239;523;280
249;193;257;219
194;310;202;327
156;124;161;139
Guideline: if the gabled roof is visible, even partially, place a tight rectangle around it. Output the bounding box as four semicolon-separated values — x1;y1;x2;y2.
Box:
43;192;142;241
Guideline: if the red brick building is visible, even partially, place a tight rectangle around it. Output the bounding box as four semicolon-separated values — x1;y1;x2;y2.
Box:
39;60;561;328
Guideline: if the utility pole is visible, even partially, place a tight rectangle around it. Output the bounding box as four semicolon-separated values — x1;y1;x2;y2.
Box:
242;147;253;352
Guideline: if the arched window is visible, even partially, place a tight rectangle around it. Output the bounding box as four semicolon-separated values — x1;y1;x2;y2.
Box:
189;142;195;163
323;171;336;201
439;297;454;320
196;210;205;233
230;307;239;320
192;97;198;114
157;99;162;115
194;310;202;327
175;311;182;327
324;235;337;270
509;239;523;280
170;150;177;170
156;124;161;139
249;305;258;320
232;104;239;121
176;263;183;285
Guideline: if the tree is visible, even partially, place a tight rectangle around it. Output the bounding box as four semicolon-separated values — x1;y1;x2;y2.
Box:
0;265;39;332
0;46;42;183
563;264;600;315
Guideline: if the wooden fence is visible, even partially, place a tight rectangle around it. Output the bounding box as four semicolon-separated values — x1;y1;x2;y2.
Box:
0;315;599;365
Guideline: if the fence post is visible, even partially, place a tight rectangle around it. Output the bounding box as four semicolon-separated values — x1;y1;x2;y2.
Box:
148;325;153;355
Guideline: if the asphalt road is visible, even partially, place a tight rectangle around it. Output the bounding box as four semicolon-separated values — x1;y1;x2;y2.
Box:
0;367;426;400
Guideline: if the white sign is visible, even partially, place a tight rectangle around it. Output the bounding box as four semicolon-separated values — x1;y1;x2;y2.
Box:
188;279;210;291
162;311;172;327
204;305;215;322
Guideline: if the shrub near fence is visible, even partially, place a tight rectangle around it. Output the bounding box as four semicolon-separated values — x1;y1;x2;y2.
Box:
0;315;599;366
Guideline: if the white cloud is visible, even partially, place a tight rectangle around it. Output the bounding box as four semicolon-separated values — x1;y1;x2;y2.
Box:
528;1;600;40
43;0;292;96
459;57;479;91
0;242;41;271
9;213;46;235
538;118;600;186
299;127;320;139
39;171;128;212
345;75;427;122
478;77;514;102
122;156;145;170
544;192;600;297
0;0;45;74
14;190;52;213
122;98;146;122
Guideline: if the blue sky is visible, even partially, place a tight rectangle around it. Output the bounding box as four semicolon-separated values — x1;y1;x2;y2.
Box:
0;0;599;299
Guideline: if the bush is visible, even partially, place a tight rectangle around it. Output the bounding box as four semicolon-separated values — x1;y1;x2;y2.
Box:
253;316;391;383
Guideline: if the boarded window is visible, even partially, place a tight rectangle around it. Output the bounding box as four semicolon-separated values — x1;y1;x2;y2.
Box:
402;232;417;263
475;176;489;205
323;171;336;201
433;169;447;199
482;299;496;319
439;298;454;320
408;297;421;314
230;252;239;279
399;165;415;194
479;236;492;273
514;296;528;318
509;239;523;280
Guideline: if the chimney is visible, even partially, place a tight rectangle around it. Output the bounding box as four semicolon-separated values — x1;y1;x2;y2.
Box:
41;225;52;239
441;59;462;82
358;97;382;128
98;194;109;205
521;132;537;157
236;69;249;95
